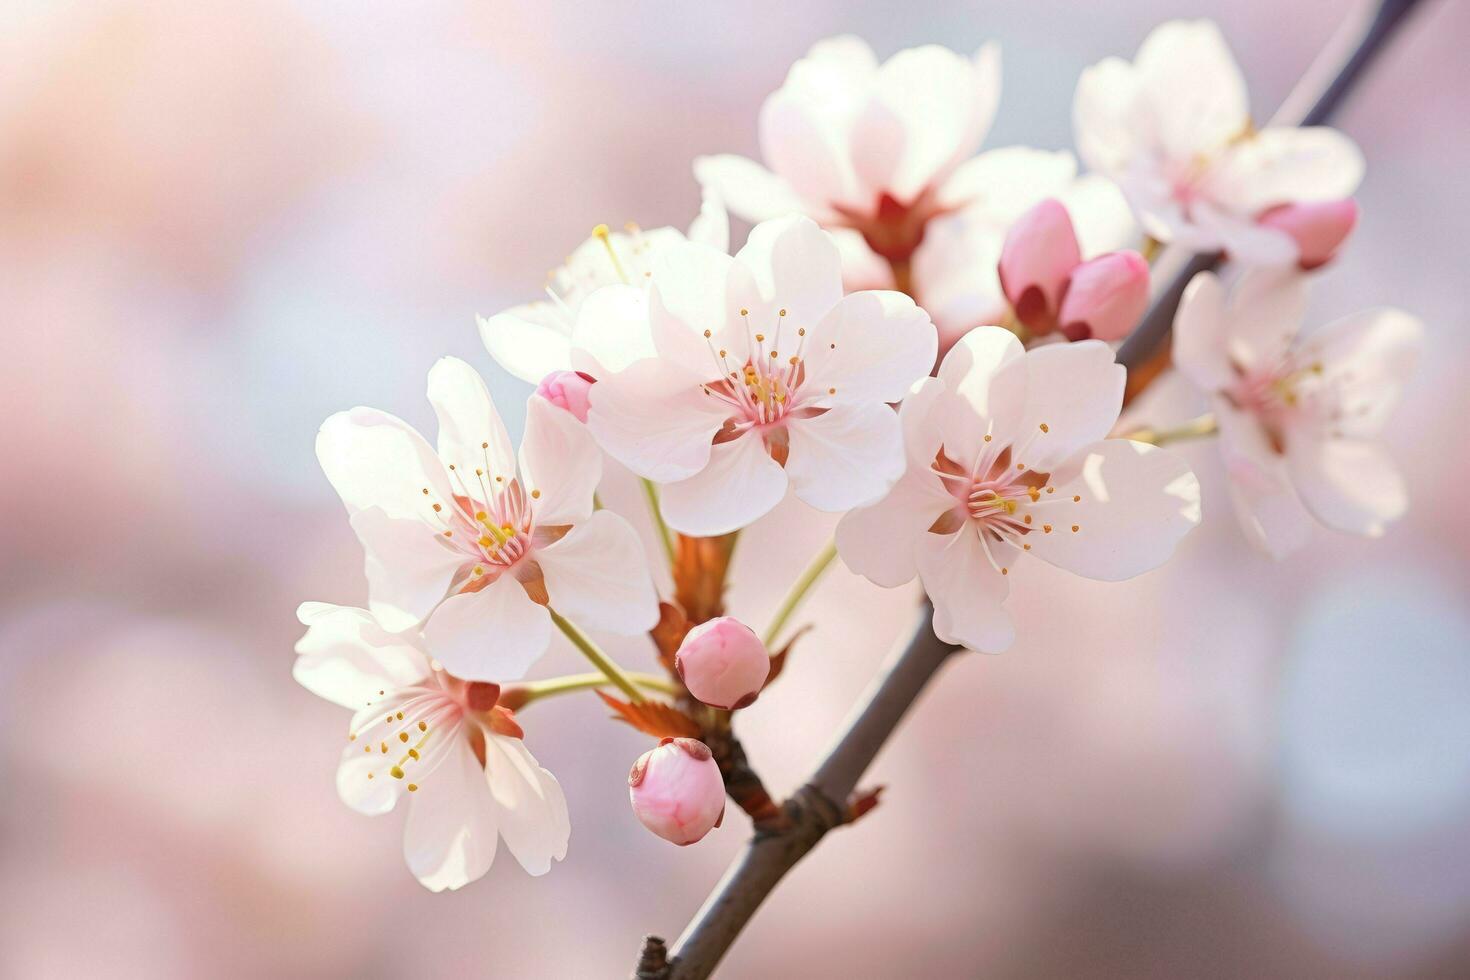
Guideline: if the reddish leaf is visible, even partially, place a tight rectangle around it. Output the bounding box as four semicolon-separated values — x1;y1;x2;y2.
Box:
596;690;702;739
764;624;812;688
649;601;691;672
848;785;885;824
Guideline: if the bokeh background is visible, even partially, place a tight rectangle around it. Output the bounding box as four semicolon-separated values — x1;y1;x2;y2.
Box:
3;0;1468;976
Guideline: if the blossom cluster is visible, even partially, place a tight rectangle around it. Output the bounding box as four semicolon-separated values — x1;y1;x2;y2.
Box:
295;20;1419;892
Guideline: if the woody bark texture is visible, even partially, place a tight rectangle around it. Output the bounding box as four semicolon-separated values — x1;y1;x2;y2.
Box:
634;3;1422;976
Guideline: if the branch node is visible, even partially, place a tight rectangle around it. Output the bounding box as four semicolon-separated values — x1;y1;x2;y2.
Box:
634;935;670;980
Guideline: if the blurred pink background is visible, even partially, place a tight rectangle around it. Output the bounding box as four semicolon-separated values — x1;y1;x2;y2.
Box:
3;1;1468;976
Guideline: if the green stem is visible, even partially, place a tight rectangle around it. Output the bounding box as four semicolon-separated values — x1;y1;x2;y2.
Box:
1126;413;1218;447
762;537;838;650
549;608;646;703
641;478;677;568
514;671;677;707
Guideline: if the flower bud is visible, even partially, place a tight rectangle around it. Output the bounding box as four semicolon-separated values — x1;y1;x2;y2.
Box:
1057;251;1149;341
534;370;594;423
1257;199;1358;271
628;738;725;846
674;616;770;709
998;198;1082;332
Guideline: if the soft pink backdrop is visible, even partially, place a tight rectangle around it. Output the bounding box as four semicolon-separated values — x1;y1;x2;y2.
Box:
3;1;1467;976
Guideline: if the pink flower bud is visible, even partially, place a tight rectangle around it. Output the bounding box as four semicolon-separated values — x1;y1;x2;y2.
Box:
998;198;1082;332
674;617;770;710
628;738;725;846
534;370;594;423
1257;199;1358;271
1057;251;1149;341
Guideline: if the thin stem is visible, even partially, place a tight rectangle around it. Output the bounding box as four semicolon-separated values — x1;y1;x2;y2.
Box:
548;608;646;703
513;670;677;706
1124;413;1218;447
641;478;677;568
761;538;838;650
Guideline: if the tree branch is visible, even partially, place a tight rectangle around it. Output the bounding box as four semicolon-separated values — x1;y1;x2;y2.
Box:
633;3;1425;975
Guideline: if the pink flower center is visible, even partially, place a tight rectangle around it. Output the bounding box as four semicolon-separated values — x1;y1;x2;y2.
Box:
418;453;555;596
1225;358;1330;452
350;681;465;793
699;308;827;462
928;423;1088;574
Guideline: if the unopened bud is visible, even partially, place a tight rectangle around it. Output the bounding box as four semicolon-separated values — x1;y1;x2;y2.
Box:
674;617;770;710
1257;199;1358;271
534;370;595;423
628;738;725;846
998;198;1082;332
1057;251;1149;341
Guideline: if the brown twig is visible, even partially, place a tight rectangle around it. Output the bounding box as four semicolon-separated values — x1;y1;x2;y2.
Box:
632;4;1424;975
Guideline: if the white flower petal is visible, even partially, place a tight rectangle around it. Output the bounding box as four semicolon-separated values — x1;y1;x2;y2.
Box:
569;284;657;378
1062;174;1140;257
1287;437;1406;537
658;433;788;536
686;184;731;253
693;154;805;223
427;357;515;479
317;407;452;521
1013;341;1125;470
1225;268;1309;371
871;44;993;200
1296;308;1421;438
1027;440;1201;581
1217;418;1314;560
829;227;895;291
802;290;936;407
939;146;1077;218
422;576;551;682
350;507;463;631
1171;271;1235;392
934;327;1028;456
1134;19;1249;161
403;736;499;892
759;91;858;210
786;402;905;512
476;304;574;385
1072;56;1141;176
537;510;660;636
836;469;954;588
1211;127;1365;214
293;603;429;709
733;215;844;334
587;358;728;483
649;240;744;375
916;528;1015;653
518;393;600;527
483;735;570;877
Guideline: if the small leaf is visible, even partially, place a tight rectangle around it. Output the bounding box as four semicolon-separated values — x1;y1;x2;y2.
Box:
649;601;691;672
764;624;812;688
597;690;702;739
848;785;885;824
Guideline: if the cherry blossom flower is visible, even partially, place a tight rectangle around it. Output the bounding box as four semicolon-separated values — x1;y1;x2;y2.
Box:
912;159;1138;351
316;357;658;680
587;215;937;536
1172;269;1421;557
1073;20;1363;265
294;602;569;891
998;198;1149;341
478;190;729;384
628;738;726;846
836;328;1201;652
694;35;1000;270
